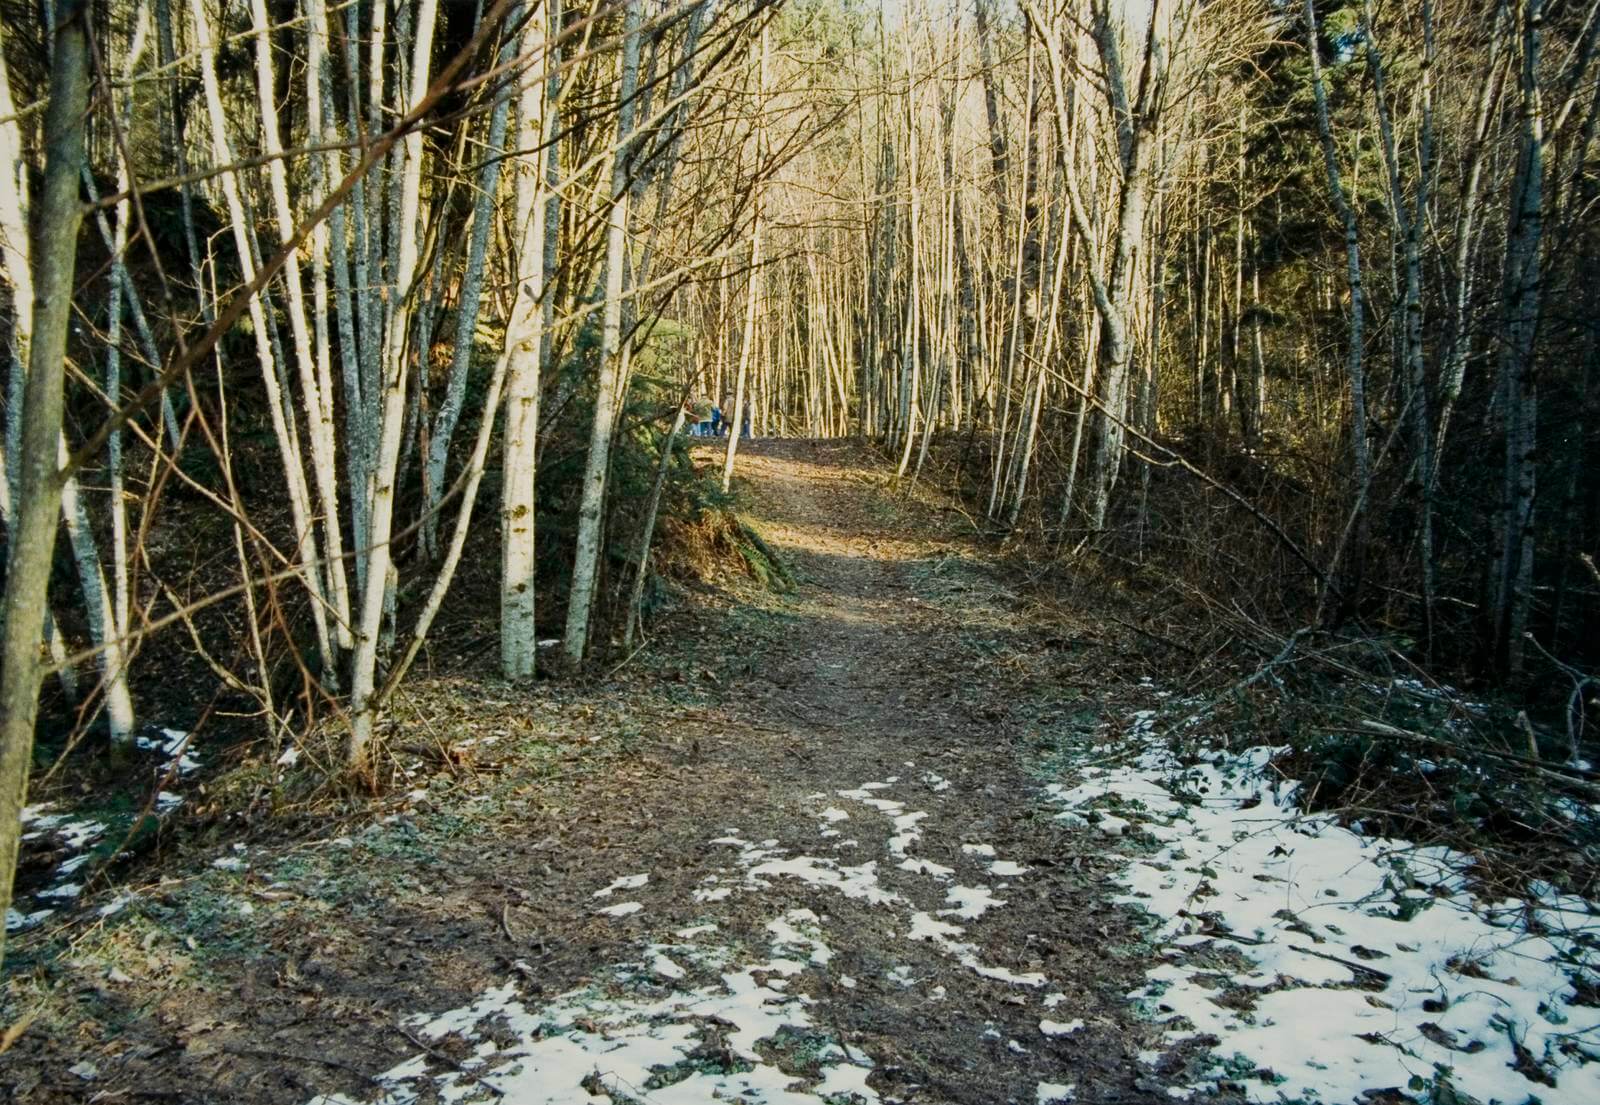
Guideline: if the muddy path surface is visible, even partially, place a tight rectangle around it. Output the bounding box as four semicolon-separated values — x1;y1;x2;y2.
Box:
5;439;1172;1104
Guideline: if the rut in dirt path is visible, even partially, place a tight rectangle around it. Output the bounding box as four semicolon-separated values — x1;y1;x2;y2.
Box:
311;439;1164;1105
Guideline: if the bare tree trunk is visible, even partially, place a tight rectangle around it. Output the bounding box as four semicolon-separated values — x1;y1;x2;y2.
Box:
1304;0;1372;620
988;45;1035;520
502;1;551;680
1438;0;1511;458
0;0;91;969
348;0;441;767
0;22;78;706
1363;0;1437;651
2;21;137;744
626;393;691;649
563;0;644;663
426;9;521;560
1492;0;1546;675
250;0;354;652
192;0;339;682
722;24;769;492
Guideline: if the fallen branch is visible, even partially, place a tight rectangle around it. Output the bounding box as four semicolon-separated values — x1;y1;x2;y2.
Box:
1355;719;1600;795
395;1024;507;1097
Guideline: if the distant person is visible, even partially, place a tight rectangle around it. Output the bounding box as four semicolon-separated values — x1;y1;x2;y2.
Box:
710;403;723;437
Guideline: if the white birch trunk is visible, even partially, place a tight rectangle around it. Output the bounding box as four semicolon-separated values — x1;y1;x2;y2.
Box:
249;0;352;652
502;1;551;680
348;0;441;766
562;0;644;663
722;217;764;493
190;0;338;681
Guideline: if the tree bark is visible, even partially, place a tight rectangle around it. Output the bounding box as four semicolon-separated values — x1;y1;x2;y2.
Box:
563;0;644;663
0;0;92;969
502;1;552;680
348;0;442;767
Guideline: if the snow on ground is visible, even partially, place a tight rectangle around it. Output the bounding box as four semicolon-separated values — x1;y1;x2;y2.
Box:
1040;1019;1083;1037
595;900;645;918
136;727;202;776
9;727;200;932
593;873;650;898
308;946;877;1105
305;775;1075;1104
1048;735;1600;1103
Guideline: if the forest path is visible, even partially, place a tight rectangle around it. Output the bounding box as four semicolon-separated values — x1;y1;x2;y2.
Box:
6;439;1175;1105
296;438;1172;1105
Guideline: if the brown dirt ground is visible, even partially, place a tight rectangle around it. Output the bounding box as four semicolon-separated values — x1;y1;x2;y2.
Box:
2;438;1190;1104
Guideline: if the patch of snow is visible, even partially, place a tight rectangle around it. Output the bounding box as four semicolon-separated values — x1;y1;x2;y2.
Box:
746;855;901;906
594;900;643;918
1037;1081;1076;1103
904;908;1049;989
961;843;996;858
1040;1019;1083;1037
898;856;955;878
650;952;686;980
97;894;134;918
767;909;834;966
820;806;850;822
56;819;107;851
907;911;966;943
1050;738;1600;1104
37;882;82;900
674;923;717;938
592;873;649;898
314;924;880;1105
940;884;1005;920
887;810;927;856
276;745;301;767
840;782;891;795
962;959;1046;987
5;907;54;932
989;860;1031;877
137;728;201;776
693;886;734;903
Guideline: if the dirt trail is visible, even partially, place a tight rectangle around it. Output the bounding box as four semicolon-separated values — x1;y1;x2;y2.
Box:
622;438;1170;1102
6;439;1170;1105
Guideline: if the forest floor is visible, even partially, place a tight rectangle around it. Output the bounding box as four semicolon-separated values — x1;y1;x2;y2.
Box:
5;439;1597;1104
